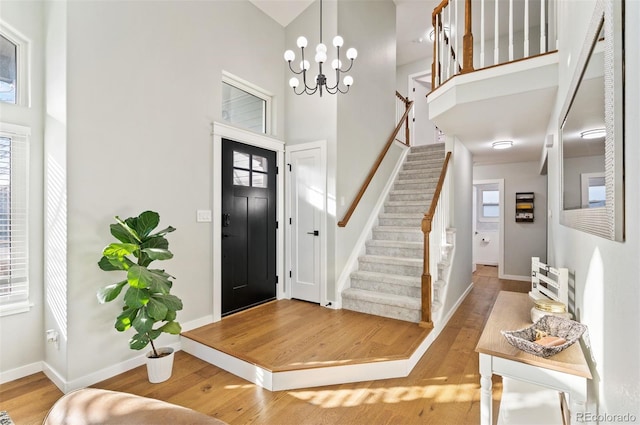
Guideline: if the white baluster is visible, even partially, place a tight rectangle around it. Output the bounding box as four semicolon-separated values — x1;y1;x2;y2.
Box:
480;0;485;68
509;0;514;61
494;0;499;65
524;0;529;57
540;0;547;53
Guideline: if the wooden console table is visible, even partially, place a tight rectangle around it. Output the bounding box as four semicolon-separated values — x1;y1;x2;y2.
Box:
476;291;592;425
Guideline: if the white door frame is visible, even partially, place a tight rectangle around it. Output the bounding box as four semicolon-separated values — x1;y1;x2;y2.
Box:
407;70;432;143
212;122;285;322
285;140;328;306
472;178;505;276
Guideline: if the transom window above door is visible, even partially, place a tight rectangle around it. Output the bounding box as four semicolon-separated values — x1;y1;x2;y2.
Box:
221;72;272;135
233;151;268;188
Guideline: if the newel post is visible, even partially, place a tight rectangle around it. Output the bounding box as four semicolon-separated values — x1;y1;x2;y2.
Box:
420;214;434;329
462;0;474;73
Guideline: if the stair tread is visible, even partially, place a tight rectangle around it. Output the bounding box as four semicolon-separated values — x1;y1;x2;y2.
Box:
359;254;422;265
373;226;422;233
378;212;424;218
351;270;420;285
366;239;422;248
343;288;420;308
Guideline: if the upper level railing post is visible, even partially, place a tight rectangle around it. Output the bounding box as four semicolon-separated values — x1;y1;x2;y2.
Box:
462;0;474;73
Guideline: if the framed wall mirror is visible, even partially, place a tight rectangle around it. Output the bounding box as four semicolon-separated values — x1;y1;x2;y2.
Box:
559;0;625;241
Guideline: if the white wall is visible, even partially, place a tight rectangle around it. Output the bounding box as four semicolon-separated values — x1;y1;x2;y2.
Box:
437;137;472;321
0;0;46;381
335;0;397;298
55;0;285;386
548;0;640;418
475;161;547;278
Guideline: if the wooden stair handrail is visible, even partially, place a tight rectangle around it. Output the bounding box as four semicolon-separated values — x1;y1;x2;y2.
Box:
338;98;414;228
419;151;452;328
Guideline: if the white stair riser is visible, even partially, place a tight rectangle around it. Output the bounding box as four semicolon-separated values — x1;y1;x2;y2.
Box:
342;297;421;323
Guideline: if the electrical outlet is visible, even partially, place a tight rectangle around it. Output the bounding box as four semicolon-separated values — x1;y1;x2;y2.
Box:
196;209;212;223
46;329;59;349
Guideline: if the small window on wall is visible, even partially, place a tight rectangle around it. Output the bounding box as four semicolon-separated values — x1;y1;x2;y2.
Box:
481;189;500;220
0;33;18;104
222;72;272;135
0;23;28;106
233;151;268;188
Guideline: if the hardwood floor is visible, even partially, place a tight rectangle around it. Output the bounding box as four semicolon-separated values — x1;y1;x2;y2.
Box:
182;299;431;372
0;265;528;425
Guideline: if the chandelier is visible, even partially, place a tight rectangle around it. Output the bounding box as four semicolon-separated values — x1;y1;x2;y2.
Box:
284;0;357;97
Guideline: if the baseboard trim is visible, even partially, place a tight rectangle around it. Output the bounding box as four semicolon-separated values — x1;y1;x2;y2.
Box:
0;361;43;385
499;273;531;282
182;315;215;332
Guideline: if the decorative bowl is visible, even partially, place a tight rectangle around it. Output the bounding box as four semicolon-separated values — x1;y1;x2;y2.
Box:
501;315;587;358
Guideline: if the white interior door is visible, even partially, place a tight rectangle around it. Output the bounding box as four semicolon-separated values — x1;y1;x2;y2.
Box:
409;72;436;146
288;144;325;303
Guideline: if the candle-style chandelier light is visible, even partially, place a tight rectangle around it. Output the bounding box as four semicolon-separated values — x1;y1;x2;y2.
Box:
284;0;357;97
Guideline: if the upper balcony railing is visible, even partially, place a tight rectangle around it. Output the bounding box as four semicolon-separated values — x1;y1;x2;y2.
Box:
431;0;557;89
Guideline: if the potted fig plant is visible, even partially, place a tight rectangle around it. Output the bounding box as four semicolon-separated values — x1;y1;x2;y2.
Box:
97;210;183;383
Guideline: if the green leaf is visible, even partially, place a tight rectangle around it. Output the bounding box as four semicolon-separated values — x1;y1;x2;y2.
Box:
147;269;173;294
159;321;182;335
129;332;150;350
148;329;162;340
129;211;160;239
124;286;150;308
127;265;154;288
147;297;169;321
141;236;169;251
103;243;138;259
98;256;124;271
132;307;153;334
149;226;176;238
154;294;183;311
165;310;177;322
97;280;127;303
110;223;138;244
114;216;142;243
141;248;173;261
115;308;137;332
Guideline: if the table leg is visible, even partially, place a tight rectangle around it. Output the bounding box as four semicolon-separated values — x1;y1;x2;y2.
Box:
479;354;493;425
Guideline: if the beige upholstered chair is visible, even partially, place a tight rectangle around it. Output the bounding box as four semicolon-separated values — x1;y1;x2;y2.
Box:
43;388;227;425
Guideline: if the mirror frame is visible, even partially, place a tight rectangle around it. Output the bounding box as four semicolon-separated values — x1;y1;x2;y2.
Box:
559;0;625;241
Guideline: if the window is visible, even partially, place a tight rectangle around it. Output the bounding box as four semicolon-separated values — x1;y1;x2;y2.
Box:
0;123;29;315
222;72;272;134
0;22;28;106
581;172;606;208
481;189;500;219
233;151;268;188
0;33;17;104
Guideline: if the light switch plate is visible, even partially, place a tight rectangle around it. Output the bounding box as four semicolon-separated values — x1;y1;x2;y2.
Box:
196;210;212;222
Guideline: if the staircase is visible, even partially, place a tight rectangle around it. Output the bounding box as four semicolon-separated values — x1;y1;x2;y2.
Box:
342;143;452;323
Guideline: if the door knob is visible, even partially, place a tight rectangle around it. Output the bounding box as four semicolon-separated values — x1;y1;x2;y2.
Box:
307;230;319;236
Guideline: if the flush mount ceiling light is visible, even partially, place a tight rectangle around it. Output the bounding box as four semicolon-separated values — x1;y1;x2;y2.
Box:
283;0;357;97
492;141;513;150
580;128;606;139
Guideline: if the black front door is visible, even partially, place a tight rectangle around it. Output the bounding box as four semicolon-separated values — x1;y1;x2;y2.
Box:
221;139;277;315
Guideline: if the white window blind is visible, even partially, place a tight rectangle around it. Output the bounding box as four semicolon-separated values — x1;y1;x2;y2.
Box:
0;123;29;309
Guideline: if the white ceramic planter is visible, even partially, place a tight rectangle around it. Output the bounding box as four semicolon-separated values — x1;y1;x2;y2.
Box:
146;347;175;383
